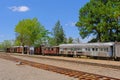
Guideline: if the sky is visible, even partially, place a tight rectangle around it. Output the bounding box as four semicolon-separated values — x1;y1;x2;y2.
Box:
0;0;90;43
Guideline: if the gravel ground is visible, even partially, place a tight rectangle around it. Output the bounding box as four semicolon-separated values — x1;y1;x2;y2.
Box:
38;55;120;66
12;55;120;79
0;58;77;80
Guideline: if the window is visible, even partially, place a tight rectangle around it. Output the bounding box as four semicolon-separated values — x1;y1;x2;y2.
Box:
100;48;103;51
88;48;90;51
85;48;87;51
104;48;108;52
95;48;98;51
92;48;95;51
78;48;82;50
51;48;53;51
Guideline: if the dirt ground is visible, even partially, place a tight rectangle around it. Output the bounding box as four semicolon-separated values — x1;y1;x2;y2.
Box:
0;58;77;80
12;55;120;79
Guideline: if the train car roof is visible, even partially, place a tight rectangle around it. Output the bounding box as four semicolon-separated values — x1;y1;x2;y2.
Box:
11;46;28;48
59;42;115;48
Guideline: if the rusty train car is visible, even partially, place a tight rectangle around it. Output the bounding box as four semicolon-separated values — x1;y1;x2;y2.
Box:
41;46;59;55
6;46;27;54
6;45;59;55
34;46;59;55
34;46;42;55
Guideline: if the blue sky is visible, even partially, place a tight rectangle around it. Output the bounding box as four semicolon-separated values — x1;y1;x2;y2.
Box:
0;0;90;43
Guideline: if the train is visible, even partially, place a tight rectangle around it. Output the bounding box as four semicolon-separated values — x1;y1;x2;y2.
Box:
6;46;28;54
6;42;120;60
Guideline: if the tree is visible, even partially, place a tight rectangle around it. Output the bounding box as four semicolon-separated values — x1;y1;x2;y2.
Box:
47;37;56;46
76;0;120;42
88;38;97;43
0;43;3;51
0;40;13;51
34;29;50;47
72;38;81;44
15;18;49;53
52;20;66;46
67;37;73;43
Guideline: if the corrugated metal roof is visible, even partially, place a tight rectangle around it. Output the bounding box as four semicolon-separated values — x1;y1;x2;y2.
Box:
59;42;115;48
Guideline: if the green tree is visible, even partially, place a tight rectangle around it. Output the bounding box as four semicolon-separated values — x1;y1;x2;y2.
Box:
67;37;73;43
76;0;120;42
52;20;66;46
15;18;49;53
88;38;97;43
0;40;13;51
0;43;3;51
48;37;56;46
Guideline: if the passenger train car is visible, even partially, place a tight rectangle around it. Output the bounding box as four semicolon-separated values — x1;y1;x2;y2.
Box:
59;42;120;60
41;46;59;55
6;46;27;54
34;46;42;55
6;42;120;60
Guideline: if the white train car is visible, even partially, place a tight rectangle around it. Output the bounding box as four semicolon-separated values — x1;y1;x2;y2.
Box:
59;42;120;60
114;43;120;60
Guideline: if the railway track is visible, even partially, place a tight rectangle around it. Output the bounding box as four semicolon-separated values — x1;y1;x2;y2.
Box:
0;54;119;80
11;53;120;70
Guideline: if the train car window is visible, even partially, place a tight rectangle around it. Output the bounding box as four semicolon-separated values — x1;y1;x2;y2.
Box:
48;48;50;50
74;48;76;50
92;48;95;51
100;48;103;51
71;48;74;50
51;48;53;51
106;48;108;52
88;48;90;51
104;48;108;52
85;48;87;51
79;48;82;50
104;48;106;51
96;48;98;51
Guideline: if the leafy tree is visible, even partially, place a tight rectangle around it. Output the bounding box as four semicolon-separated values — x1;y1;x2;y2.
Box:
76;0;120;42
47;37;56;46
15;18;49;53
0;43;3;51
52;20;66;45
0;40;13;51
34;29;50;47
88;38;97;43
14;38;21;46
67;37;73;43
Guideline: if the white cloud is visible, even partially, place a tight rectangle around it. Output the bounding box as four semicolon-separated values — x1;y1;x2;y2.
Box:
65;22;76;27
8;6;30;12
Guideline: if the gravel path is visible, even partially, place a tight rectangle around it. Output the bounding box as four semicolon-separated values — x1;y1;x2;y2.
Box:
0;58;77;80
12;55;120;79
